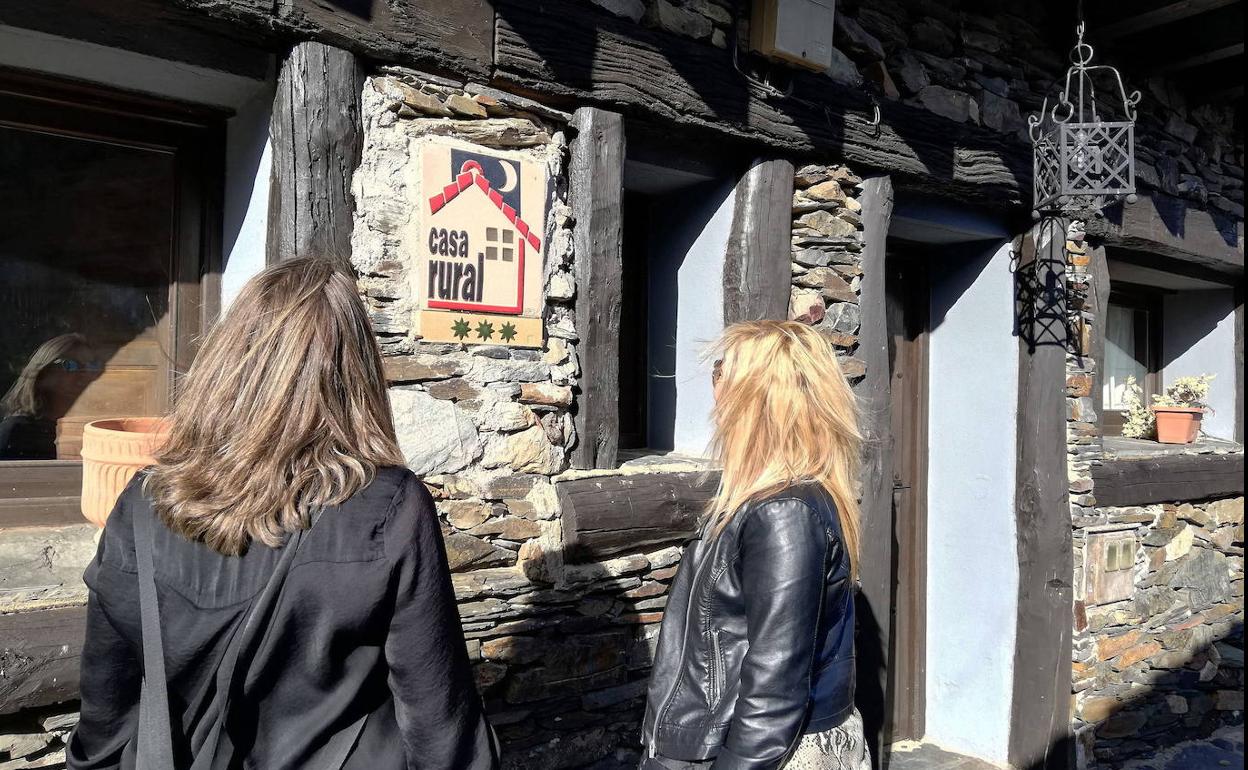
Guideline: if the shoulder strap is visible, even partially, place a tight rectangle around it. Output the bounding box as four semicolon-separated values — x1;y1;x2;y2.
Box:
191;507;364;770
133;503;177;770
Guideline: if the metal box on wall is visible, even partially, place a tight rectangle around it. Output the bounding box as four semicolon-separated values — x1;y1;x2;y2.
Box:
750;0;837;73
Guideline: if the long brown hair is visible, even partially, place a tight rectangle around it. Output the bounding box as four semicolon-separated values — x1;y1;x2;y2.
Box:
707;320;862;575
146;258;404;555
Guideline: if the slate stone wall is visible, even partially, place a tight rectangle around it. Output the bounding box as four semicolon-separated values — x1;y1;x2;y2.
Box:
1066;268;1245;768
788;164;867;380
588;0;1244;219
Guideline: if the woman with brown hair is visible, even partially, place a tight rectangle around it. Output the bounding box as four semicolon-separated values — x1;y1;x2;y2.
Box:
642;320;869;770
68;258;498;770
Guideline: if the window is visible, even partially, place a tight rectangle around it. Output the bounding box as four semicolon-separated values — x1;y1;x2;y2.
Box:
1103;256;1241;441
0;71;223;525
1102;287;1161;433
617;168;737;457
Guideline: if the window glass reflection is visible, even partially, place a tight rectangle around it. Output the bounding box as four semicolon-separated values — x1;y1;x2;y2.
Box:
0;126;174;460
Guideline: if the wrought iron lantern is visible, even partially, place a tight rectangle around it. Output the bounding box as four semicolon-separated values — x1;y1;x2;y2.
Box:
1029;22;1141;216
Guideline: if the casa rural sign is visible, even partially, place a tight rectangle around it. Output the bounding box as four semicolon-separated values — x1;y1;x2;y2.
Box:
412;140;547;347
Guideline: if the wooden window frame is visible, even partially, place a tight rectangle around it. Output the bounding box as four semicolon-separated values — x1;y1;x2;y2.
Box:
1102;283;1164;436
0;69;225;527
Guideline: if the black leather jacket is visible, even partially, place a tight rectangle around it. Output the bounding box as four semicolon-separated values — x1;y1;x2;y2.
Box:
641;482;855;769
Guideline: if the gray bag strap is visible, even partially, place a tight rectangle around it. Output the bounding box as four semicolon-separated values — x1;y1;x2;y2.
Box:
134;503;177;770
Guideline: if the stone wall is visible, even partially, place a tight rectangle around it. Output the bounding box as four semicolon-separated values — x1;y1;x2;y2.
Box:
351;70;704;768
587;0;1244;220
1066;265;1245;768
788;164;867;381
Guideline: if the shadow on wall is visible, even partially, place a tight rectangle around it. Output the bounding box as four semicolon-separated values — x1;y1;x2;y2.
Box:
467;528;667;769
490;0;1032;209
1042;620;1243;770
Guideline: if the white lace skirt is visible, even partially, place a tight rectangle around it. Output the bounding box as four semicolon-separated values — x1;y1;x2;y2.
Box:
781;710;873;770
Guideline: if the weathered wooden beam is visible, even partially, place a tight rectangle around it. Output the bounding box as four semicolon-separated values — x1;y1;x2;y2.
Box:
1087;245;1112;437
569;107;626;470
1091;453;1245;507
1010;219;1074;770
1096;0;1238;41
492;0;1030;209
0;0;274;77
1236;287;1244;444
852;175;895;765
1087;194;1243;276
171;0;493;79
267;41;364;266
723;158;795;324
557;472;718;562
1149;42;1244;74
0;606;86;714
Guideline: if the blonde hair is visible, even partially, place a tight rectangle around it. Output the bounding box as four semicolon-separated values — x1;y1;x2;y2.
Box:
706;320;862;575
1;333;86;417
146;258;404;555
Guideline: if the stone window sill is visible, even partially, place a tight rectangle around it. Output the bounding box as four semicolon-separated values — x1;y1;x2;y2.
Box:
1102;435;1244;461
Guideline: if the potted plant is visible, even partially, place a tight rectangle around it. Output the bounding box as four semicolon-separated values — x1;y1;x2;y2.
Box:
1152;375;1214;444
1120;375;1214;445
79;417;169;527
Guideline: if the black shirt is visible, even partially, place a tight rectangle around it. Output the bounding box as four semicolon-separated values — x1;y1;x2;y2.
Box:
68;467;497;770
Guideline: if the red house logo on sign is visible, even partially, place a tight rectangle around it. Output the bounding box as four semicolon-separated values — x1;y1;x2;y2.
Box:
413;142;546;347
422;146;544;316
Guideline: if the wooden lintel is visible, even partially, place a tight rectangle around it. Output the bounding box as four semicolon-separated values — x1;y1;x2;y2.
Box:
0;605;86;715
1091;453;1246;507
1097;0;1238;41
492;0;1031;209
171;0;493;79
723;158;795;324
1088;193;1244;276
568;107;626;470
558;471;717;562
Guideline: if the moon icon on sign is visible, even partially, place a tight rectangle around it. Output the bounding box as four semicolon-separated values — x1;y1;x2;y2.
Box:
497;160;519;193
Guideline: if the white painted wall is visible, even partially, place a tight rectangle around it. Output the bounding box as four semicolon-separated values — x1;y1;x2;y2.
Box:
0;24;274;310
644;181;733;456
222;89;275;308
671;183;733;456
925;240;1020;764
1163;289;1238;440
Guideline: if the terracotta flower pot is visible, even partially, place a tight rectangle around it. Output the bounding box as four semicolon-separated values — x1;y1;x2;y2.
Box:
80;417;169;527
1152;406;1204;445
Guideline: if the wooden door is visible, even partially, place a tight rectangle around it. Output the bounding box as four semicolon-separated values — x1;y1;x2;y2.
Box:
884;250;929;741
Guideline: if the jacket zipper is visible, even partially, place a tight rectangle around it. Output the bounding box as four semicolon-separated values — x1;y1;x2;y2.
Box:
709;629;725;710
649;537;716;758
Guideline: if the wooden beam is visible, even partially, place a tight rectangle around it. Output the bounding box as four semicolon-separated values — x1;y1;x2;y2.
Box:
0;605;85;714
1096;0;1238;41
1150;42;1245;74
492;0;1031;209
1088;245;1112;437
852;175;895;766
171;0;493;80
0;0;273;78
1010;219;1074;770
1087;193;1243;276
1236;286;1244;444
723;158;795;324
568;108;626;470
557;472;718;562
267;41;364;267
1091;453;1245;506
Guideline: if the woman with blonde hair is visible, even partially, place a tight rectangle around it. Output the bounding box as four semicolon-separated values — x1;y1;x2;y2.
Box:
68;258;498;770
642;320;867;770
